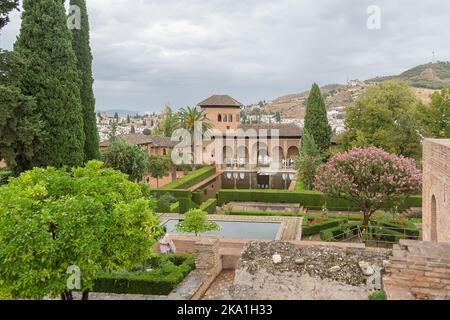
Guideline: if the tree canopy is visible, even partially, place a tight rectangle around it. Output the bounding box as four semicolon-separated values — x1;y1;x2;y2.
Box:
0;161;161;300
314;147;422;228
70;0;100;161
340;80;422;160
14;0;85;168
102;139;149;181
304;83;332;152
147;155;170;188
175;209;221;237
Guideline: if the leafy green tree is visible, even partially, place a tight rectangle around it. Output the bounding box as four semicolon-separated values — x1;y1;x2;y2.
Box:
340;80;422;160
14;0;85;168
143;128;152;136
102;139;149;181
294;129;322;190
158;104;180;137
275;112;282;123
108;121;118;142
175;209;221;236
147;155;170;188
130;125;136;134
0;161;161;300
304;83;332;152
416;88;450;138
70;0;100;161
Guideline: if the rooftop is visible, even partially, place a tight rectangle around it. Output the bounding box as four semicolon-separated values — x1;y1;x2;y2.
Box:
198;95;243;108
100;134;177;148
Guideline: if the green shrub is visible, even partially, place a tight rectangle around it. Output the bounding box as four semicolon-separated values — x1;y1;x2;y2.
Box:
319;224;359;241
162;166;215;190
93;254;195;296
0;169;12;185
199;198;217;215
376;220;419;237
302;218;347;236
369;291;387;300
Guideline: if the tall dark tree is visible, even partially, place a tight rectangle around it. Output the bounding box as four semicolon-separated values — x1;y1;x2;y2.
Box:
304;83;332;152
0;1;43;174
14;0;85;168
70;0;100;161
0;51;44;173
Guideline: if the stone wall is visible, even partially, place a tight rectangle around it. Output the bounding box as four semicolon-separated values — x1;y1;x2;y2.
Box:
422;139;450;243
383;240;450;300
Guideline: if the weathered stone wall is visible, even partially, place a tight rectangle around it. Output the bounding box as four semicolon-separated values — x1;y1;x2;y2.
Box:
383;240;450;300
423;139;450;243
231;242;390;300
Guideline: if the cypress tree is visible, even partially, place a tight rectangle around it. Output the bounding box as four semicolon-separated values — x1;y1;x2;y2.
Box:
70;0;100;161
14;0;85;168
304;83;332;152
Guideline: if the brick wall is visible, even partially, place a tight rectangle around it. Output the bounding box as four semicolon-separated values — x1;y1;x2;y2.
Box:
383;240;450;300
422;139;450;243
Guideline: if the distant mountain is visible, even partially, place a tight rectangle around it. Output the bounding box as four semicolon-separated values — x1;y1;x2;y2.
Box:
371;61;450;89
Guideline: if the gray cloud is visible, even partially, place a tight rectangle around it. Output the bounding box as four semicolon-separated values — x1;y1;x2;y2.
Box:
1;0;450;113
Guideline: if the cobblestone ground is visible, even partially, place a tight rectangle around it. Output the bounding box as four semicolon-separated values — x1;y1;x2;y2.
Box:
202;271;235;300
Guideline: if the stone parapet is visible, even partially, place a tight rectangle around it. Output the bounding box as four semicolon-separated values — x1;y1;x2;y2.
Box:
383;240;450;300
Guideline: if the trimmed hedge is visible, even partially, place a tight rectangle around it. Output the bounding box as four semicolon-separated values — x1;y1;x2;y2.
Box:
199;198;217;215
150;189;193;213
320;224;359;241
376;220;419;237
162;166;215;190
302;218;347;236
225;210;303;217
217;190;422;212
93;254;195;296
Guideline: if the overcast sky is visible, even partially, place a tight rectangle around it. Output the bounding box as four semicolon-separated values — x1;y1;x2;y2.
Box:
1;0;449;113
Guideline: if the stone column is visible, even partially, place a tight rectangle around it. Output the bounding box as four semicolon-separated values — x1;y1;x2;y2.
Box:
195;238;221;272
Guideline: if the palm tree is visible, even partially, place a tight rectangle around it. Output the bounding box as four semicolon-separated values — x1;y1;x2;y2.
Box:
178;107;211;169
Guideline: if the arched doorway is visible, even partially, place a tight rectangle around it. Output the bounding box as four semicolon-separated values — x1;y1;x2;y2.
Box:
272;146;284;166
237;146;249;167
223;146;233;167
431;195;438;242
258;142;269;166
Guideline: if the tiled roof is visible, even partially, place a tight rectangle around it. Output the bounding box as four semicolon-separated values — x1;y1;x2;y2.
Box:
198;95;243;107
100;134;178;148
237;123;302;138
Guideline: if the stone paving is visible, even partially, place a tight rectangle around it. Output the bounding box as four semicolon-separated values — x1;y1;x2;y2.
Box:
202;271;235;300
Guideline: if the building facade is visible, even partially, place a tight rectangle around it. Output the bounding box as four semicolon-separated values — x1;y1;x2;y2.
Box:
422;139;450;243
199;95;302;170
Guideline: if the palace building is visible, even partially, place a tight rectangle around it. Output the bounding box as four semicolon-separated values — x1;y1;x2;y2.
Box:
198;95;301;171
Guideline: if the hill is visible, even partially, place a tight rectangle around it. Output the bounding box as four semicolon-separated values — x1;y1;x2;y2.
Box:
372;61;450;90
262;62;450;120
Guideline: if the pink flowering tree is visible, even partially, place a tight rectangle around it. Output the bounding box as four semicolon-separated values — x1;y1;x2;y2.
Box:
314;148;422;228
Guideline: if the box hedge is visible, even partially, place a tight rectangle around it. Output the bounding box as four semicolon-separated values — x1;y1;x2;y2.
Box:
162;166;215;190
199;198;217;215
93;254;195;296
217;190;421;212
225;210;303;217
302;218;347;236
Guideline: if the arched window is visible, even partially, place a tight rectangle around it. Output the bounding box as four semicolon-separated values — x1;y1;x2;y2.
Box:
431;195;438;242
223;114;228;122
229;114;233;122
218;114;222;122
